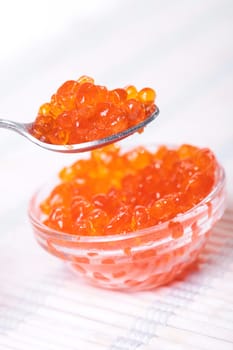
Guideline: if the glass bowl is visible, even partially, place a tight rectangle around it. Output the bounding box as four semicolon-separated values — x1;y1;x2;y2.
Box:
28;145;226;291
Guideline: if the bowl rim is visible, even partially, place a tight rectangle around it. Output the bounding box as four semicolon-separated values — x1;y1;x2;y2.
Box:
28;159;226;243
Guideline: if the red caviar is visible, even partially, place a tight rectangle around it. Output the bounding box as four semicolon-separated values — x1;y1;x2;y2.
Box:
40;143;217;235
31;76;157;145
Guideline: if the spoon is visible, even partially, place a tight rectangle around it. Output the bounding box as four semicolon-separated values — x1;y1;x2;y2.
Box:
0;106;159;153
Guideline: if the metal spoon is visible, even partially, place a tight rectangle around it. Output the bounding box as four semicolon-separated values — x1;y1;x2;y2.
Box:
0;106;159;153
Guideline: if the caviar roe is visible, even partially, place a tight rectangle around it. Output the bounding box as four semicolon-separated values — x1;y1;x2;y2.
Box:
40;144;217;235
31;76;157;145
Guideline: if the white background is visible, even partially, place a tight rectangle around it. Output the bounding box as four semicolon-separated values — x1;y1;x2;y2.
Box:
1;0;233;212
0;1;233;349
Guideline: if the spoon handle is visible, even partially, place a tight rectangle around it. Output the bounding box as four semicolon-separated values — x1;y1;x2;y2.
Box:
0;118;31;136
0;118;18;129
0;118;23;132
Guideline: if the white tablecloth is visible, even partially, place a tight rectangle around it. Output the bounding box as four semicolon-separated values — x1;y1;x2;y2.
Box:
0;1;233;349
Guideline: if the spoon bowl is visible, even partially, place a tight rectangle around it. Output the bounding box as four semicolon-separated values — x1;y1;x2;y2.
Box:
0;106;159;153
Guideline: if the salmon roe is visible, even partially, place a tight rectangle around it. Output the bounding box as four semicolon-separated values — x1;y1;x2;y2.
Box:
31;76;157;145
40;143;217;235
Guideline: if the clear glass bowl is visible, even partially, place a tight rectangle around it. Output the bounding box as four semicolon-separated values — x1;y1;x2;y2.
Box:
28;146;226;291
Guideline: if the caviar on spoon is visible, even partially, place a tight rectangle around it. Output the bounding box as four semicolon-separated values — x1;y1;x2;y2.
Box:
0;76;159;153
